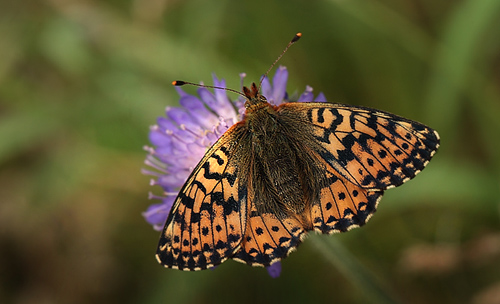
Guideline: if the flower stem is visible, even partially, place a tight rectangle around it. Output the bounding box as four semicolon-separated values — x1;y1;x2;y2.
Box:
309;235;401;304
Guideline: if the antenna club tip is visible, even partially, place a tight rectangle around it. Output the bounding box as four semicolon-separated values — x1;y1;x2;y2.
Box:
292;33;302;42
172;80;185;86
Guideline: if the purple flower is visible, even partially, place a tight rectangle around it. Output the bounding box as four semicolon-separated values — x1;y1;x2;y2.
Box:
266;261;282;278
143;66;325;277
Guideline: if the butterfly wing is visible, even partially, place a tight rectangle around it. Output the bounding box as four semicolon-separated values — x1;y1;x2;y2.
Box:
309;163;384;234
280;102;440;189
278;102;440;233
156;125;248;271
233;206;306;267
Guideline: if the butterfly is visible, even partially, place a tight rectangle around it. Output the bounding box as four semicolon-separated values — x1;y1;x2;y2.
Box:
155;34;440;271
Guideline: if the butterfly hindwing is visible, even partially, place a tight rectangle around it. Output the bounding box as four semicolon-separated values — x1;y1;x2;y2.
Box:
156;126;248;271
309;162;383;233
233;207;305;267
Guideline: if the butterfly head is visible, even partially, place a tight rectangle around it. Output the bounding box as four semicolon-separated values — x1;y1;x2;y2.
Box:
243;82;268;109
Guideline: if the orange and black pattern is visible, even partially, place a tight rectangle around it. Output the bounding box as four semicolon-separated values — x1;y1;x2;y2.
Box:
156;83;440;270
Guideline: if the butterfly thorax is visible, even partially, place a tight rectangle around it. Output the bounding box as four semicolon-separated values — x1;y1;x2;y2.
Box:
237;83;323;223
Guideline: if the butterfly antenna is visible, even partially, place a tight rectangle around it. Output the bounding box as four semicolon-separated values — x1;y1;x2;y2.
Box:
174;33;302;97
257;32;302;91
172;80;246;98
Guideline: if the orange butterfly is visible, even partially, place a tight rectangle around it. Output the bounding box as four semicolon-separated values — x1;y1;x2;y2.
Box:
155;34;440;271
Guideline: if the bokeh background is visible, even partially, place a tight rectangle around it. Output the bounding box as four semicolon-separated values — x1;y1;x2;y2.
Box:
1;0;500;303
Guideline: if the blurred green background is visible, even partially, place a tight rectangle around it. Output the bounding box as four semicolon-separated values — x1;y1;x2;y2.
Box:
1;0;500;303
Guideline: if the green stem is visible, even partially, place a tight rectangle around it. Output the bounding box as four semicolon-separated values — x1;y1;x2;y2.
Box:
310;236;401;304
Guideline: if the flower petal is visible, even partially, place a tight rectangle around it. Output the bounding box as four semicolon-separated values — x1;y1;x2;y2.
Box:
260;76;272;102
266;262;282;278
315;92;327;102
179;95;219;129
270;66;288;104
298;85;314;102
142;198;175;230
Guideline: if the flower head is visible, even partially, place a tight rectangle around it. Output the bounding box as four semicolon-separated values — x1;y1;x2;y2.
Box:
143;66;326;277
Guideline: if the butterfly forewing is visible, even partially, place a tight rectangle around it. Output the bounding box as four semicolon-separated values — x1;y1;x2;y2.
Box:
278;103;440;190
156;127;248;270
